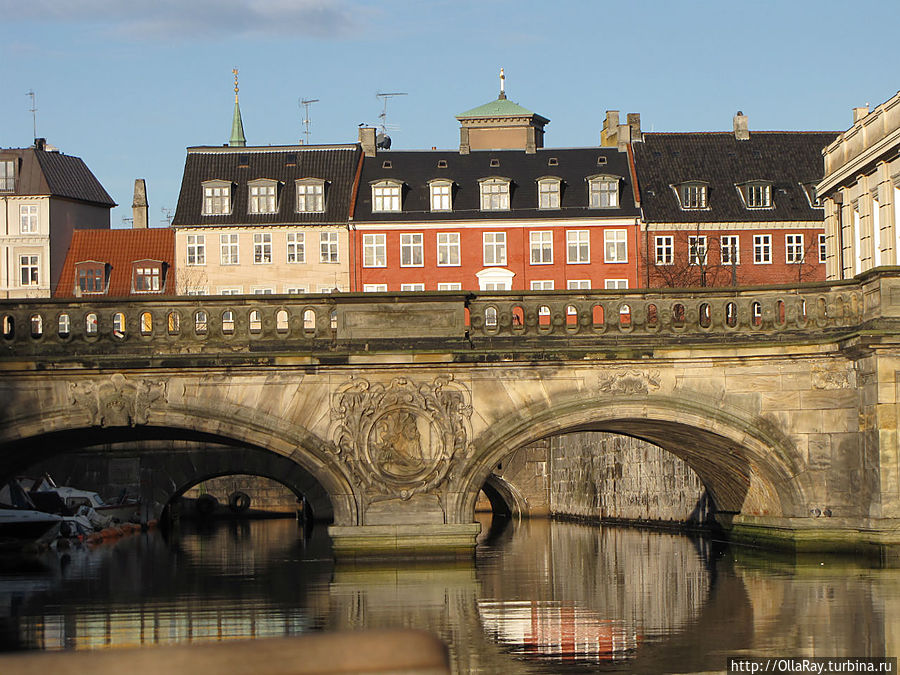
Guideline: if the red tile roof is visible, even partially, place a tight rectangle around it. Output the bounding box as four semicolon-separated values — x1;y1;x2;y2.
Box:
54;228;175;297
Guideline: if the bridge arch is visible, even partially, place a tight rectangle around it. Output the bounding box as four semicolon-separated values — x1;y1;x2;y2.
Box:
455;392;811;525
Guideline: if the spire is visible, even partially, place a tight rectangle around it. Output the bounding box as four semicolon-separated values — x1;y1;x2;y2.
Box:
499;67;506;100
229;68;246;147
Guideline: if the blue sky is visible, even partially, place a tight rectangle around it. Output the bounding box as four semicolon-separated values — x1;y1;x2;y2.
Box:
2;0;899;227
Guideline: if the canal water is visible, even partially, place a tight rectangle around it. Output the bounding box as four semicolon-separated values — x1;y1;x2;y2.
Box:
0;515;897;674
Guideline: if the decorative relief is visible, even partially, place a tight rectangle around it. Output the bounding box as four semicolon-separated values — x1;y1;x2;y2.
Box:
811;366;853;390
328;375;473;500
598;370;661;395
68;373;167;427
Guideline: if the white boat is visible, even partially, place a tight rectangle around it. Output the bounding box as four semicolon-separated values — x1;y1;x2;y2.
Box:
0;507;62;545
28;476;140;524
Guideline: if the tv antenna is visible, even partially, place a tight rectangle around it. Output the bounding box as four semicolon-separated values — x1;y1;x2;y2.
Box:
299;97;319;144
26;90;37;139
161;207;174;226
376;91;406;135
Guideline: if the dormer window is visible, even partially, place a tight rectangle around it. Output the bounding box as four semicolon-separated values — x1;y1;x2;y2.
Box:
133;260;164;293
0;159;15;192
538;177;561;210
737;181;772;209
202;180;232;215
800;182;822;208
588;175;619;208
429;179;453;212
248;179;278;214
76;261;107;294
296;178;325;213
479;177;510;211
372;180;402;212
675;182;708;210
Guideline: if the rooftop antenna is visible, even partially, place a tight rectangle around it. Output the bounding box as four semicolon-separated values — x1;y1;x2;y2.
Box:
299;98;319;144
161;207;174;226
26;90;37;139
376;91;407;135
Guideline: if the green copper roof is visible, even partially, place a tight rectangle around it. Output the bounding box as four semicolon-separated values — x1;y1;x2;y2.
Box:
229;99;246;147
456;96;542;119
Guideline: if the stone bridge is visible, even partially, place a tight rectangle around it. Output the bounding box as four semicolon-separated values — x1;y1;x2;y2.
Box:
2;270;900;557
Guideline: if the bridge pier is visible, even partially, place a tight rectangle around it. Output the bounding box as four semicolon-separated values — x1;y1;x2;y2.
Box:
329;523;482;559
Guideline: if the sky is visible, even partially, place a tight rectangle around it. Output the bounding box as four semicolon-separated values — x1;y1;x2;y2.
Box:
2;0;900;228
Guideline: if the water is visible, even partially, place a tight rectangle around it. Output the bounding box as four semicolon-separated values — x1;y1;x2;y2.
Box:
0;515;897;673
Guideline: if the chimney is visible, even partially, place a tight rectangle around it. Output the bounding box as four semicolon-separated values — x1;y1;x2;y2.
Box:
34;138;46;151
359;127;377;157
733;111;749;141
616;122;632;152
626;113;642;143
853;106;869;123
132;179;149;229
601;110;620;147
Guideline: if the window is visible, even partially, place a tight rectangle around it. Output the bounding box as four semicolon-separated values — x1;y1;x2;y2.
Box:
872;198;882;267
819;234;827;263
202;181;231;215
363;233;386;267
479;178;510;211
786;234;805;264
483;232;507;265
249;181;277;214
296;179;325;213
605;279;628;289
678;183;708;210
437;232;460;266
0;159;14;192
363;284;387;292
721;235;740;265
538;178;560;209
530;231;553;264
253;233;272;264
742;182;772;208
19;255;39;286
252;287;274;294
320;232;339;263
476;267;514;290
19;205;38;233
604;230;627;262
220;233;239;265
400;233;424;267
655;236;673;265
567;280;591;290
134;263;162;292
531;280;554;290
801;183;822;208
437;282;462;291
372;181;402;212
287;232;305;263
400;283;425;291
285;286;307;294
77;263;105;293
187;234;206;265
589;176;619;208
688;236;708;266
219;287;242;295
567;230;590;263
429;180;452;211
318;285;342;293
753;234;772;263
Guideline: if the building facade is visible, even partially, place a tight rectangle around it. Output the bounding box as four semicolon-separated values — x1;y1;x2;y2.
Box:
818;94;900;280
0;139;114;299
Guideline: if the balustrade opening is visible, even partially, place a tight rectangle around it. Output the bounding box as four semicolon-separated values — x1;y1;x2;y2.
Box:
30;314;43;338
249;310;262;334
168;311;181;335
113;313;126;338
85;313;98;336
140;312;153;335
1;315;13;339
58;313;70;338
194;311;208;335
619;304;631;328
222;310;235;334
276;310;289;333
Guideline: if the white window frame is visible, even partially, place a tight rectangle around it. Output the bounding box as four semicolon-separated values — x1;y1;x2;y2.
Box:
567;280;591;290
19;204;38;234
743;182;772;209
286;232;305;263
372;180;402;212
588;176;619;208
437;282;462;291
479;178;510;211
786;233;805;264
476;267;514;291
202;181;232;215
753;234;772;264
186;234;206;266
320;231;339;263
530;231;553;264
538;178;561;210
251;287;274;295
818;233;827;264
872;197;882;267
678;182;708;210
483;232;507;266
721;235;740;265
248;180;277;214
567;230;590;264
654;235;673;265
296;179;325;213
220;233;239;265
0;159;14;192
400;283;425;292
19;254;39;286
363;284;388;292
604;229;627;263
400;233;424;267
219;287;243;295
133;263;162;293
531;280;554;290
688;236;708;266
437;232;460;267
253;232;272;264
285;286;307;294
429;180;452;212
363;233;386;268
605;279;628;289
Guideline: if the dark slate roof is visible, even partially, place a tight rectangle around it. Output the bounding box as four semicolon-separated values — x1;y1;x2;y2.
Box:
633;132;839;223
172;144;361;226
353;147;640;222
0;147;115;207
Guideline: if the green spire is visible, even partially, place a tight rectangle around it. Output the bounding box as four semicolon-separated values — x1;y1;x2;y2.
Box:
229;68;246;147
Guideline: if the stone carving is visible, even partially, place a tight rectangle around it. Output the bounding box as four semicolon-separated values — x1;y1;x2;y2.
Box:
68;373;167;427
598;370;661;395
329;375;473;499
811;366;853;390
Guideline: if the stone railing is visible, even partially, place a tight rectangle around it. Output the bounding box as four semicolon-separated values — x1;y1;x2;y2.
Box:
0;274;894;360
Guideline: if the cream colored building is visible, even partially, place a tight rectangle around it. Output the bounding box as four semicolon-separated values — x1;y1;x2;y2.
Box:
819;92;900;279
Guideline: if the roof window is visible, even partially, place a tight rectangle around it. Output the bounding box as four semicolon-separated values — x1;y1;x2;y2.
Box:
437;159;448;168
382;160;392;169
547;158;558;167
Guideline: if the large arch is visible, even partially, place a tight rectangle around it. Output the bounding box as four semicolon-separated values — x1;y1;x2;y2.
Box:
454;392;812;525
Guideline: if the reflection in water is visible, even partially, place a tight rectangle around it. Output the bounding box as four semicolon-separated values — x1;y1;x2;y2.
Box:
0;516;898;674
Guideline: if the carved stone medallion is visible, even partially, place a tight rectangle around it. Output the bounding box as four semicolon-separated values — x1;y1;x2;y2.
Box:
598;369;661;395
68;373;167;427
329;376;473;499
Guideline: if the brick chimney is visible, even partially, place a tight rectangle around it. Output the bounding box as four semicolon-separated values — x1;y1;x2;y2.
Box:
132;179;149;229
359;127;377;157
733;111;749;141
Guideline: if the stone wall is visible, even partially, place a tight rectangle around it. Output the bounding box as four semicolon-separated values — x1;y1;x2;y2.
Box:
185;475;299;513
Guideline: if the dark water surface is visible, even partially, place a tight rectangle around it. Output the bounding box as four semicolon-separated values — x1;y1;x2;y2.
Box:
0;515;897;673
